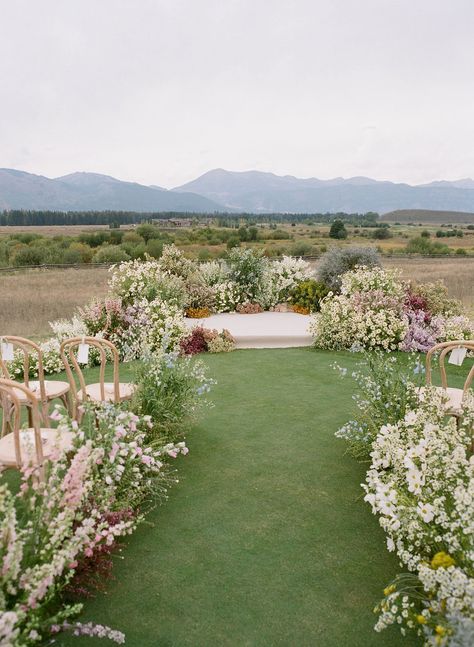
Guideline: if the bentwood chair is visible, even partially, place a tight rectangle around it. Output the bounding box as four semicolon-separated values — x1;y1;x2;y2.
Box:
0;336;70;435
0;379;74;480
60;337;134;419
420;340;474;416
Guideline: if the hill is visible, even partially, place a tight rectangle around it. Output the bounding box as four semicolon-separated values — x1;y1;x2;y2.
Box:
381;209;474;224
0;169;225;212
174;169;474;214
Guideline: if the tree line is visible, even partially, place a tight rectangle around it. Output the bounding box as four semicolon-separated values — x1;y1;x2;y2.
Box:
0;210;380;227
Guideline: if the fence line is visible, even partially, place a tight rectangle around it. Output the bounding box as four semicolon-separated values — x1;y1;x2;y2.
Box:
0;253;473;274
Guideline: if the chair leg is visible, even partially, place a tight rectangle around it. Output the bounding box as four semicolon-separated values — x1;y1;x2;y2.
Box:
61;392;72;417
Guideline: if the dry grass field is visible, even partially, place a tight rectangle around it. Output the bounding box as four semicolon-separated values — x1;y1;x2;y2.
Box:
0;256;472;339
0;267;109;338
383;256;474;315
0;224;135;237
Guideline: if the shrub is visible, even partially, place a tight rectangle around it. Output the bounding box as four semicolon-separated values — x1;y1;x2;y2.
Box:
316;246;381;291
405;237;450;255
92;245;130;264
109;258;186;307
226;236;240;249
289;241;312;256
289;279;329;312
184;281;215;310
146;239;164;259
159;244;196;279
410;280;462;316
329;220;348;239
333;351;423;459
199;260;228;287
132;351;213;442
371;227;392;240
11;245;47;266
226;247;267;303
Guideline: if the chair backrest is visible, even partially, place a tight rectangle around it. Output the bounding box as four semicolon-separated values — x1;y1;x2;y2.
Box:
60;336;120;403
0;378;45;469
0;336;47;402
425;340;474;395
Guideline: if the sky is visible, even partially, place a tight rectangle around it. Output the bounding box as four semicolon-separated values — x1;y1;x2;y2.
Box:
0;0;473;188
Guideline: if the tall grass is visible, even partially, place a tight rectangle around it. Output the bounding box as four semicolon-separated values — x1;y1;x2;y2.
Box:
0;267;109;338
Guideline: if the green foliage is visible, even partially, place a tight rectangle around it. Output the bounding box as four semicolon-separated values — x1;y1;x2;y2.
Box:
333;351;422;459
289;279;329;312
226;236;240;249
226;247;267;302
289;241;312;256
132;352;212;442
136;224;161;242
317;246;380;292
410;279;462;316
371;226;392;240
11;244;47;266
329;220;348;239
92;245;131;263
405;236;450;255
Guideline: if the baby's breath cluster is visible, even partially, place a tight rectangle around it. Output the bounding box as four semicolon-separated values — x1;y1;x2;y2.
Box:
363;390;474;646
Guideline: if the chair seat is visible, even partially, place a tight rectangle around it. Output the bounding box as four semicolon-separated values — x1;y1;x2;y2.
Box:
12;380;70;402
0;428;75;467
77;382;135;403
417;386;465;414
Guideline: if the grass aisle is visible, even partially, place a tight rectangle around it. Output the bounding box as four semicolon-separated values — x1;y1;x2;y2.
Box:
61;348;416;647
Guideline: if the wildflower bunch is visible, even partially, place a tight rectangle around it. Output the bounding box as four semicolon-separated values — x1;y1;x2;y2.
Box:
0;403;189;645
362;391;474;645
158;243;196;280
311;266;473;353
132;350;214;441
333;351;423;458
109;257;186;306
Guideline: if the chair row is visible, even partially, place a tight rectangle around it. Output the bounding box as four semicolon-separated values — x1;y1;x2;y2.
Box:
0;335;134;431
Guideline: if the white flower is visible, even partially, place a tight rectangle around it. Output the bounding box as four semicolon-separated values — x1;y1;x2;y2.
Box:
417;501;435;523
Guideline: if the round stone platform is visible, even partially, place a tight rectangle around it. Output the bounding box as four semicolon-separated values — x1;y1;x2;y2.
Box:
184;312;312;349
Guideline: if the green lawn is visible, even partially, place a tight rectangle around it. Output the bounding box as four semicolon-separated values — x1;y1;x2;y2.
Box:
56;347;423;647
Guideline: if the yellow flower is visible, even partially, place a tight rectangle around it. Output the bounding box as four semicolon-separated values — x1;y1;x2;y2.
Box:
435;626;446;636
383;584;396;596
416;615;427;624
431;552;455;570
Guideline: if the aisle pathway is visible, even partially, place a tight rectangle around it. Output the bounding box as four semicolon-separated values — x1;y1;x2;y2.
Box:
63;349;415;647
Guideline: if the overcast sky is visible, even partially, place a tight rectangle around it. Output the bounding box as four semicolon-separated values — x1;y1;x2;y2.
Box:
0;0;473;188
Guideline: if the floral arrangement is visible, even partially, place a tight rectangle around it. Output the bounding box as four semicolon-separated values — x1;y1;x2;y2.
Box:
185;306;211;318
333;350;423;458
311;266;474;352
362;390;474;646
179;327;235;356
132;349;215;440
236;302;264;314
289;279;329;313
0;403;190;646
108;255;186;307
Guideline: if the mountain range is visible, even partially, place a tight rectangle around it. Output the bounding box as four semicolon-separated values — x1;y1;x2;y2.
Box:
1;167;474;215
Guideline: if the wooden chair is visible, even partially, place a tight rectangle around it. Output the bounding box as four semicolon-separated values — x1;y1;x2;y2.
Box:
60;337;134;419
420;340;474;416
0;379;74;479
0;336;70;436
